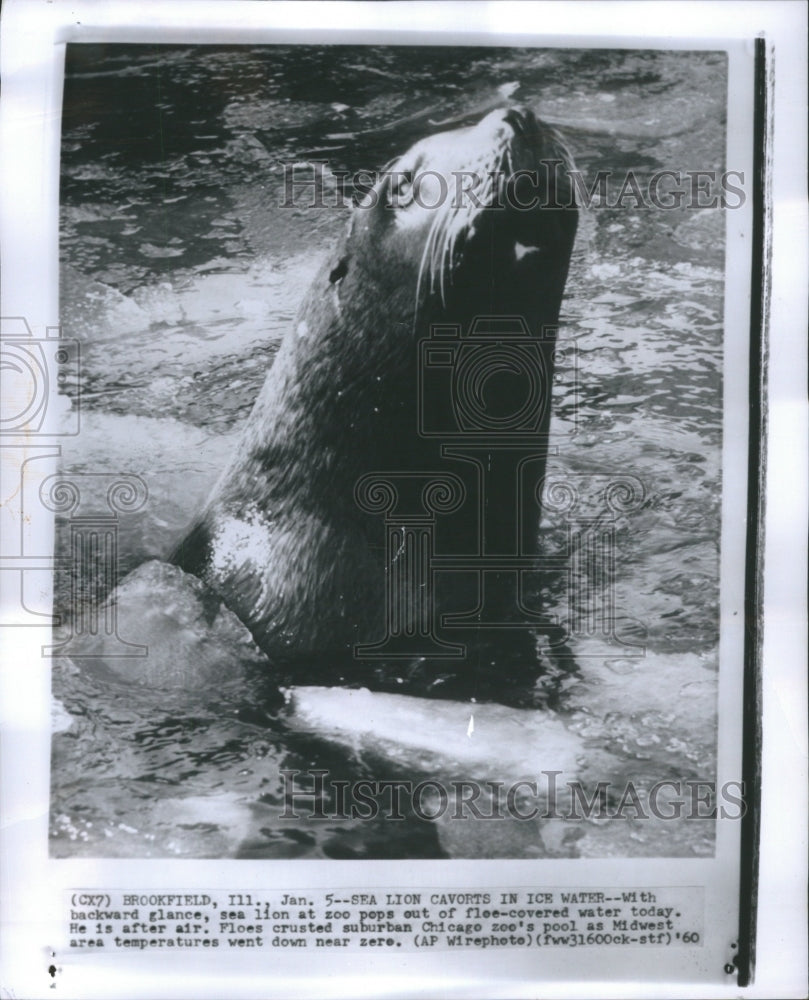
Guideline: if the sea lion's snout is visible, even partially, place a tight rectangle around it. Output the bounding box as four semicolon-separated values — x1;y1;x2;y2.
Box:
483;106;577;244
474;104;560;159
502;105;534;135
478;104;541;143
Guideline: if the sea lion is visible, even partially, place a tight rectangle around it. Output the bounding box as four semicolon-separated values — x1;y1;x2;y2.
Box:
173;106;577;698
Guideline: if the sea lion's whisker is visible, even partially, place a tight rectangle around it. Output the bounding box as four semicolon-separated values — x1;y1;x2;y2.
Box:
437;214;454;306
414;208;446;317
414;231;434;314
446;222;459;286
426;211;446;304
427;218;442;293
503;145;511;180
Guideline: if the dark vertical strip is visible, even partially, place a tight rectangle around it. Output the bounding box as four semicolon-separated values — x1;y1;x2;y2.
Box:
737;35;769;989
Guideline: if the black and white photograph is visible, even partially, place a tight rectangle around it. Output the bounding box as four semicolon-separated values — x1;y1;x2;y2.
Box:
47;40;736;863
0;2;806;998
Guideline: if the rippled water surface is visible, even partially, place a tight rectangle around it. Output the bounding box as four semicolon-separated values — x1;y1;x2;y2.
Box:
52;45;727;859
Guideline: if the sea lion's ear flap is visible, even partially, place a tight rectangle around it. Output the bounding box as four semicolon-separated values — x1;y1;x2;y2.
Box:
329;257;349;285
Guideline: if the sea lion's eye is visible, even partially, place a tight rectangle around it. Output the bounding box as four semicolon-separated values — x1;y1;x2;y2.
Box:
329;258;348;285
388;170;415;208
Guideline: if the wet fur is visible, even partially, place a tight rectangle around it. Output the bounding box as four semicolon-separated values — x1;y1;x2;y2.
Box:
174;108;577;690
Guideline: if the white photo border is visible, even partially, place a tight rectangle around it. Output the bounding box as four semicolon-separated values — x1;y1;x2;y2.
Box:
0;2;806;999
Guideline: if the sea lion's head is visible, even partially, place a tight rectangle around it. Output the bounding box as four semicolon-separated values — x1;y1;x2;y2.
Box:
320;106;578;353
281;104;579;479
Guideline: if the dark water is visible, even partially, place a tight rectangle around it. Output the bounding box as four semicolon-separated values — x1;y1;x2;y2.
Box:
52;44;726;858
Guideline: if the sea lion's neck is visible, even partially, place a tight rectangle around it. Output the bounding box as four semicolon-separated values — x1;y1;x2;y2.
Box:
230;295;422;512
